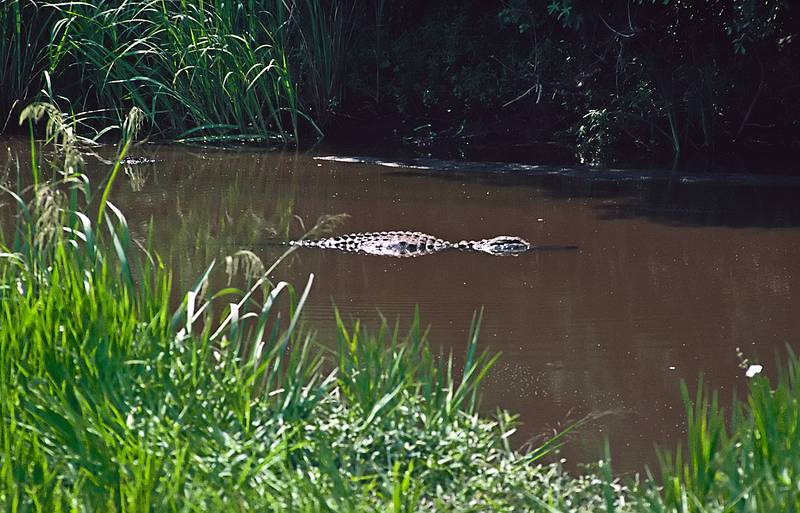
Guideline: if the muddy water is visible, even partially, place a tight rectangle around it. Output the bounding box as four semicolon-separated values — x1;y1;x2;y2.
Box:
3;139;800;473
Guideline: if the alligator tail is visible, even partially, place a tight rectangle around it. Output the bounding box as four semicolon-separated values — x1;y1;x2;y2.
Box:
289;239;325;247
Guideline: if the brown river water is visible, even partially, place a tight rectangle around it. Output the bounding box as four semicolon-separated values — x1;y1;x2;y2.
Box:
3;138;800;474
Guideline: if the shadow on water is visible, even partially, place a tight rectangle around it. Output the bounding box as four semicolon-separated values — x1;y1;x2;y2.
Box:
341;156;800;228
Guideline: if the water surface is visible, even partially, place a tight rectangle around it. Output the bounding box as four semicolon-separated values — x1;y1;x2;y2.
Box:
3;138;799;473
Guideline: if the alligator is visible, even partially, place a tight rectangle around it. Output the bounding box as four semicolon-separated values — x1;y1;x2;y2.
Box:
288;231;532;257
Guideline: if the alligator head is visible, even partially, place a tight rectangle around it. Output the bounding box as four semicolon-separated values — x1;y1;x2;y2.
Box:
455;236;531;255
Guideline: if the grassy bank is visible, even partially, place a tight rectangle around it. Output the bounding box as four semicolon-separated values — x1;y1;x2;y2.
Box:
1;0;348;144
3;1;797;167
2;114;800;511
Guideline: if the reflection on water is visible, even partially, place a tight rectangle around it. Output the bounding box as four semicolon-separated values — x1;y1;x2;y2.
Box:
2;137;799;473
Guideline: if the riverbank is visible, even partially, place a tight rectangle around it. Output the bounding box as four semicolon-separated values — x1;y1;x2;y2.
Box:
2;1;798;172
2;108;800;512
0;115;618;511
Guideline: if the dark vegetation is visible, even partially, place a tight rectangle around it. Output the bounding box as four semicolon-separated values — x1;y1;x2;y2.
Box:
2;0;798;169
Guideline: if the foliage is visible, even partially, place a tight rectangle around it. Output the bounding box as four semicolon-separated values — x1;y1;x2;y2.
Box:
576;109;614;167
0;0;57;131
345;0;798;166
0;0;362;145
642;353;800;513
3;0;797;165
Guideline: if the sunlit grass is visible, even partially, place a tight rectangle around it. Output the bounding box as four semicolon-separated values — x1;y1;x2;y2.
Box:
1;0;358;145
642;353;800;513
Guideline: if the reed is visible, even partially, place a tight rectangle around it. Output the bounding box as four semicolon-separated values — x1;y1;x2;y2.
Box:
47;0;310;144
0;1;57;131
1;0;359;144
294;0;359;127
641;351;800;513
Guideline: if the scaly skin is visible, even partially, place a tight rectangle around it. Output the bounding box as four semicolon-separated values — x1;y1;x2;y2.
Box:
454;236;531;254
289;231;529;257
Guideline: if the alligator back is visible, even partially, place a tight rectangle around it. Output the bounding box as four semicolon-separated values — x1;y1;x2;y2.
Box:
290;231;451;257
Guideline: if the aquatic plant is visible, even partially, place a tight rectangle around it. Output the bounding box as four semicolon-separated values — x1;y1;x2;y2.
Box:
640;352;800;513
45;0;310;144
0;0;57;131
1;0;364;145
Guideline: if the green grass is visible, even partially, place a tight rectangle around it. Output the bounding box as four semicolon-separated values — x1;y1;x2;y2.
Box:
1;110;799;512
643;355;800;513
0;0;359;145
0;1;56;131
